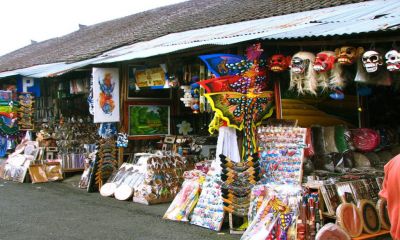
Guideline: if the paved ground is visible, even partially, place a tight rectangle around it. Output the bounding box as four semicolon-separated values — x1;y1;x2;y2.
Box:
0;176;240;240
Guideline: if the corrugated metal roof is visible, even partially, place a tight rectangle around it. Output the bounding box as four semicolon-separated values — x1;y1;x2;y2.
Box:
1;0;399;78
94;0;400;64
0;57;103;79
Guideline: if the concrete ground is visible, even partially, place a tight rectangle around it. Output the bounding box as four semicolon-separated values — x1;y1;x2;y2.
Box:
0;175;240;240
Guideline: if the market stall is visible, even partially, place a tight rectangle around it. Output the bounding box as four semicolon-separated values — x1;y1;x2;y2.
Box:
158;42;398;239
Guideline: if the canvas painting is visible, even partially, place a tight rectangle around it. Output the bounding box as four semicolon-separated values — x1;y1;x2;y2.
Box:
92;68;120;123
129;105;170;136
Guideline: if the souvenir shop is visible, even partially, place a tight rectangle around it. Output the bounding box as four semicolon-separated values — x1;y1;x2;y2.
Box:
0;34;398;240
0;69;98;183
157;40;399;240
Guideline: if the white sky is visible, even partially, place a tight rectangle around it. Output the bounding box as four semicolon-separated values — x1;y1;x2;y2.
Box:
0;0;187;56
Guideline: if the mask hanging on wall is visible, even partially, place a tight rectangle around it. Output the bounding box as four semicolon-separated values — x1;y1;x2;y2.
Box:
362;50;384;73
313;51;336;92
335;46;364;66
290;51;317;95
385;50;400;72
269;54;291;73
355;49;391;86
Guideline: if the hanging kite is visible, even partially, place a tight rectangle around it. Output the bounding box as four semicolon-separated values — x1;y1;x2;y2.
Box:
199;43;274;160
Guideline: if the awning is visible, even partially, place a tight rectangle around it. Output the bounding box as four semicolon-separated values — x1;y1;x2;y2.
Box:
0;57;103;79
94;0;400;64
1;0;399;78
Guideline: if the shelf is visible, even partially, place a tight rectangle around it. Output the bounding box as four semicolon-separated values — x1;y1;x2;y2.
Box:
352;230;390;240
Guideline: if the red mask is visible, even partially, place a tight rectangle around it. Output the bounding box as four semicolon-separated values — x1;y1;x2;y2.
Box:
313;51;336;72
269;54;291;72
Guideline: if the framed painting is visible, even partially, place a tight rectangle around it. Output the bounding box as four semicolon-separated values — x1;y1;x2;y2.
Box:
127;104;170;138
92;67;120;123
128;66;171;99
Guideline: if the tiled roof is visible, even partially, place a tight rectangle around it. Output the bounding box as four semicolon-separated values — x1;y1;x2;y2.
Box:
0;0;368;72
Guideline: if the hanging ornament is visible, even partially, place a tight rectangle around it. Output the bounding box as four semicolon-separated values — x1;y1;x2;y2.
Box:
116;132;128;148
268;54;291;72
385;49;400;72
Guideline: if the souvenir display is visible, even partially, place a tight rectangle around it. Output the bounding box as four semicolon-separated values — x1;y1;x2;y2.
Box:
54;118;97;171
242;184;301;240
163;170;205;221
100;163;135;197
355;49;391;86
315;223;351;240
357;199;381;234
92;68;120;123
220;153;260;217
95;138;117;189
44;162;63;181
257;125;307;185
199;43;274;160
0;91;18;148
0;140;39;183
335;46;364;65
116;132;128;148
336;203;363;238
334;125;350;153
362;50;385;73
18;92;34;130
114;167;145;201
385;49;400;72
98;122;118;139
133;152;186;205
323;126;338;153
313;51;338;92
289;51;317;95
301;191;322;238
79;151;96;189
87;76;95;116
268;54;291;72
377;198;391;230
28;164;48;183
351;128;380;152
190;168;225;231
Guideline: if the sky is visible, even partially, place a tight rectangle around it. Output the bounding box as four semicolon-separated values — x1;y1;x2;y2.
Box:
0;0;187;56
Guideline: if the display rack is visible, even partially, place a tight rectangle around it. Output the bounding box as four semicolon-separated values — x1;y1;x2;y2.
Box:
304;184;391;240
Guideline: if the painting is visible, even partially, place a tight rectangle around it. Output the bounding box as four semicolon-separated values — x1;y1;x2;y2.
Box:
92;67;120;123
128;66;171;99
129;105;170;136
135;67;165;88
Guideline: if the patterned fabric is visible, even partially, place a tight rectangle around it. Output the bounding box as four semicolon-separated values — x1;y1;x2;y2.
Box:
206;91;274;158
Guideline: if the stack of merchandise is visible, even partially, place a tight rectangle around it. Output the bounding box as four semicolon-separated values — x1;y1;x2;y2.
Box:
220;153;261;217
190;166;225;231
257;125;307;185
0;140;38;183
0;90;19;157
54;118;97;170
242;185;301;240
305;125;400;177
163;169;205;221
317;177;390;238
297;190;322;239
95;138;117;188
18;92;34;130
100;160;146;201
28;161;63;183
133;152;186;205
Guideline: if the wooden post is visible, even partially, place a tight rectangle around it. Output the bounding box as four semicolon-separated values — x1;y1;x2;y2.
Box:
118;147;124;168
274;79;282;119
